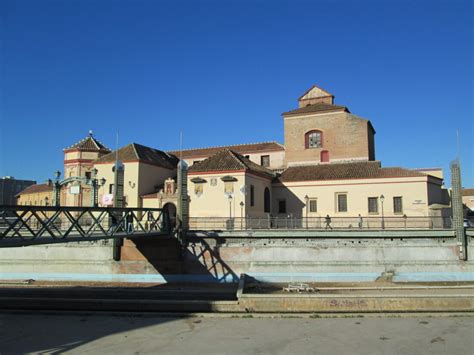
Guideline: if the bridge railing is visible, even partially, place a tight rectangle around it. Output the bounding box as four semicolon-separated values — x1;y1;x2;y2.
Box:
0;205;170;244
188;216;452;231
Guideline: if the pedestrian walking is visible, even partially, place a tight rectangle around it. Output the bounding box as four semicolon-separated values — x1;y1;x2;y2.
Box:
126;213;134;234
325;214;332;230
358;214;363;229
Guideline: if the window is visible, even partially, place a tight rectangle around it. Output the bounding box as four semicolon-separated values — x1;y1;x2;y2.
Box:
278;199;286;214
109;184;114;194
85;171;91;180
261;155;270;167
393;196;403;214
305;130;323;149
309;199;317;213
250;185;255;206
337;193;347;212
368;197;378;214
264;188;271;213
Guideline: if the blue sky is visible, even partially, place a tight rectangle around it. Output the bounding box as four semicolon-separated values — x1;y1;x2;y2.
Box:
1;0;472;186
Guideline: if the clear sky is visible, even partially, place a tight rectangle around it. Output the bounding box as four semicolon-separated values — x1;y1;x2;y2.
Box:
1;0;472;186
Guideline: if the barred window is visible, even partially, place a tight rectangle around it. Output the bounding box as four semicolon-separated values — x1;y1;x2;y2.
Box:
278;199;286;214
393;196;403;214
261;155;270;167
368;197;378;213
264;188;271;213
309;199;317;213
305;130;323;149
337;193;347;212
250;185;255;207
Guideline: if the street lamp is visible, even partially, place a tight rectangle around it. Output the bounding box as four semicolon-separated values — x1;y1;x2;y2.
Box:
53;171;61;206
228;194;233;219
380;194;385;230
304;195;309;229
88;170;106;207
240;201;244;230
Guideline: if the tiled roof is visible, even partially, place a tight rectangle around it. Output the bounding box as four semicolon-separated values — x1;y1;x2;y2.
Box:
463;189;474;197
64;132;111;153
16;183;53;196
189;149;275;178
277;161;427;182
94;143;179;169
282;103;349;116
168;141;284;159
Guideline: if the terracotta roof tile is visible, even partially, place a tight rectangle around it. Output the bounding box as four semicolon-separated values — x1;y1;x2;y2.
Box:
168;141;284;159
64;133;111;153
282;103;349;116
462;188;474;196
16;183;53;196
94;143;179;169
277;161;427;182
189;149;275;178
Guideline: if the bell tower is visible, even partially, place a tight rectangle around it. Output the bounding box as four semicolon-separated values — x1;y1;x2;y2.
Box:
298;85;334;107
283;85;376;166
63;131;111;179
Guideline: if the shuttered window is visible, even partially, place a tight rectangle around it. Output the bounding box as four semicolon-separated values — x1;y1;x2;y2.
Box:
368;197;378;213
337;194;347;212
393;197;403;214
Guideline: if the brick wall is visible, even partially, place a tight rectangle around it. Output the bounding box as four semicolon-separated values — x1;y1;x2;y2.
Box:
284;112;372;165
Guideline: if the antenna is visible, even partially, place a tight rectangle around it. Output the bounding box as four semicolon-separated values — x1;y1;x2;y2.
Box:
115;132;119;164
456;129;460;162
180;131;183;162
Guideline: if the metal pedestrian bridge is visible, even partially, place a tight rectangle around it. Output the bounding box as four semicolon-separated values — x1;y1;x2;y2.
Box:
0;206;171;248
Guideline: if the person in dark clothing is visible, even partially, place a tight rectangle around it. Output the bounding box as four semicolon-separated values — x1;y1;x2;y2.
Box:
325;214;332;230
126;213;134;234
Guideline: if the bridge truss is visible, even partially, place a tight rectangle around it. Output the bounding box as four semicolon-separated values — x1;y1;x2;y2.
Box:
0;205;171;247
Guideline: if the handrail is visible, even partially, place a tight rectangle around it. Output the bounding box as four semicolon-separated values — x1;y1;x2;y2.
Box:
0;205;171;246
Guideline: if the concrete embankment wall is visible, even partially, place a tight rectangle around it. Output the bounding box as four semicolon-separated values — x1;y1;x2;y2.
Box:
183;230;474;283
0;230;473;283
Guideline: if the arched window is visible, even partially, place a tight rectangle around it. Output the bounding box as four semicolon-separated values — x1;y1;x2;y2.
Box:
264;188;271;213
305;130;323;149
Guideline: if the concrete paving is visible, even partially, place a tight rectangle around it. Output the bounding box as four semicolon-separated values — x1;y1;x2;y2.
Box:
0;313;473;354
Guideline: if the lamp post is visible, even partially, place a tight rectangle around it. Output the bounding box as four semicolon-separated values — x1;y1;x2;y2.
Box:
88;168;106;207
228;194;233;219
240;201;244;230
380;194;385;230
53;170;61;207
304;195;309;229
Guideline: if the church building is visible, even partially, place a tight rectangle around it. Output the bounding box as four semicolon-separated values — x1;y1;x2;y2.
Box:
17;85;450;225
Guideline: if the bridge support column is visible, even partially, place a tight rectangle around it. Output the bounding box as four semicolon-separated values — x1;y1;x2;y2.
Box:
451;160;467;260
